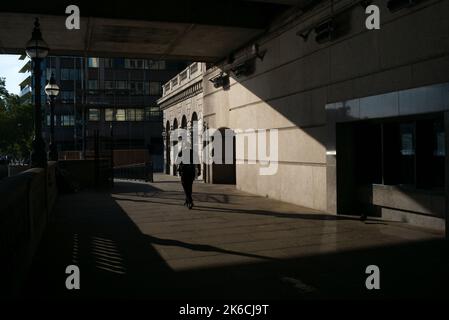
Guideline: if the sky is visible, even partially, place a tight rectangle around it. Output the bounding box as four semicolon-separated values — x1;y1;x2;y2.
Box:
0;54;26;95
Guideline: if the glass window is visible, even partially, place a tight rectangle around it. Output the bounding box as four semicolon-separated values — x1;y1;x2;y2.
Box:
135;109;144;121
104;58;113;68
88;80;98;90
60;68;80;81
137;82;144;94
148;60;166;70
88;57;99;68
129;81;136;93
434;120;445;157
89;108;100;121
116;80;127;90
400;123;415;156
150;82;161;96
61;115;74;127
60;91;74;103
46;115;57;126
105;81;115;90
143;82;150;95
105;108;114;121
126;109;136;121
129;81;145;95
114;58;125;68
46;68;56;81
149;106;161;119
125;59;137;69
60;69;70;80
116;109;126;121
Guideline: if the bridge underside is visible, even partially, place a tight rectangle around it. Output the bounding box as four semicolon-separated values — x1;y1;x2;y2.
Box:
0;0;312;61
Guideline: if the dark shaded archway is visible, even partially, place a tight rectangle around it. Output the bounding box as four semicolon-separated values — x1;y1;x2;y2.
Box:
165;121;171;174
172;118;178;176
181;115;188;129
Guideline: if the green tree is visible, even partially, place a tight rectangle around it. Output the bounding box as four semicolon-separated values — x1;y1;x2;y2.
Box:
0;77;34;161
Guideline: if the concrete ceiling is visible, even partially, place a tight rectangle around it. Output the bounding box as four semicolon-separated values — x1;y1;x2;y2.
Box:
0;0;309;62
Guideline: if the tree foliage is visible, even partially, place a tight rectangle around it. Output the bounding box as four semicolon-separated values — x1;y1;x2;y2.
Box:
0;77;34;161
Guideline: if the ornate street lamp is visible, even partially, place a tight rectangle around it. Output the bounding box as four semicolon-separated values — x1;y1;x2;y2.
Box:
25;18;49;168
45;72;60;161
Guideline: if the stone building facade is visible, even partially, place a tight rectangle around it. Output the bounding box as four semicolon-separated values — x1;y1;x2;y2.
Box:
158;62;205;180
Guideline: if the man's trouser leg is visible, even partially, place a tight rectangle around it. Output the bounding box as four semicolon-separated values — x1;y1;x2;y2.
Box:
186;177;193;204
181;176;189;203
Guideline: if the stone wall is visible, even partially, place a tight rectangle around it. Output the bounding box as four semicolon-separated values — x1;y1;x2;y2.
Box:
203;0;449;212
0;162;58;297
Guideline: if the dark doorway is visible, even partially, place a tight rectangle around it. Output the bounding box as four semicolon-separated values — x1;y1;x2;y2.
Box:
172;118;178;176
336;121;382;216
211;127;236;184
165;121;170;174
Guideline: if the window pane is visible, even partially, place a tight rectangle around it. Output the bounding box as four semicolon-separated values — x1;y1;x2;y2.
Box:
126;109;136;121
47;114;57;126
400;123;415;156
399;122;415;185
116;80;127;90
149;106;161;119
105;81;115;90
434;120;445;157
89;108;100;121
60;91;74;103
46;68;56;80
88;57;99;68
150;82;161;95
149;60;157;70
116;109;126;121
88;80;98;90
61;115;74;127
104;58;113;68
105;108;114;121
61;69;69;80
114;58;124;68
135;109;144;121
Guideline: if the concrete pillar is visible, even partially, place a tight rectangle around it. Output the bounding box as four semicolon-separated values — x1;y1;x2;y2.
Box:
325;103;337;214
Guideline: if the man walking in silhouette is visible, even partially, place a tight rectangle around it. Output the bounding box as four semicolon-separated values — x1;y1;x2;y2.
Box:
176;138;196;209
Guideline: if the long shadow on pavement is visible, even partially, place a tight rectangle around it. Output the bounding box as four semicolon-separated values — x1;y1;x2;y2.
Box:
19;181;449;300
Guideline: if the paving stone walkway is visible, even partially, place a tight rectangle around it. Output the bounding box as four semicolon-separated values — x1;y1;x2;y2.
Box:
21;174;448;299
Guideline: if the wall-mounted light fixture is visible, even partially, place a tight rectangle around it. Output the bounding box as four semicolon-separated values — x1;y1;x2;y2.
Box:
314;18;336;44
220;43;267;78
209;72;230;89
250;43;267;61
296;0;369;44
387;0;423;12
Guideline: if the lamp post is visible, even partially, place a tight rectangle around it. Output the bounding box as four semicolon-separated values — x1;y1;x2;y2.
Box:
45;72;60;161
26;18;49;168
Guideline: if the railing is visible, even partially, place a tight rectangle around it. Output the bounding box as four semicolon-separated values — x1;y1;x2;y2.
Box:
114;162;154;182
162;62;204;96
